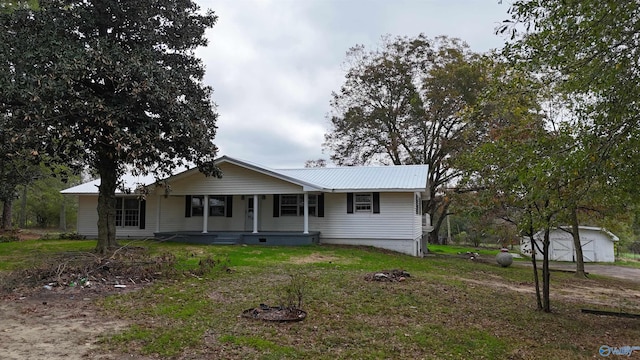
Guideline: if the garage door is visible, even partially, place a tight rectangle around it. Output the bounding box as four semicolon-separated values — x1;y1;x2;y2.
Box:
551;239;573;261
580;239;595;262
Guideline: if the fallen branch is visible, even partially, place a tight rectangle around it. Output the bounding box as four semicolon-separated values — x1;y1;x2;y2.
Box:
581;309;640;319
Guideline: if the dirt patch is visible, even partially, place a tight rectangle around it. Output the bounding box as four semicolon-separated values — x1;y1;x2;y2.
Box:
460;277;640;312
0;247;200;360
241;304;307;322
515;262;640;284
0;229;38;242
0;294;128;360
288;252;341;264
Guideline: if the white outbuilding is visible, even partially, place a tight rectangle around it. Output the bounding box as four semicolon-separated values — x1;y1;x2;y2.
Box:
520;226;619;263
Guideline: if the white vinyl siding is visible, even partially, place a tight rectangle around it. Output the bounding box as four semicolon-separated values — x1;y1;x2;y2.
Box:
320;192;415;239
154;195;184;232
76;192;418;246
154;195;245;232
413;192;423;240
76;196;156;238
167;162;303;195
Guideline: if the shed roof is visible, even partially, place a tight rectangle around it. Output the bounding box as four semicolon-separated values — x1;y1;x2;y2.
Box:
532;226;620;242
61;155;429;195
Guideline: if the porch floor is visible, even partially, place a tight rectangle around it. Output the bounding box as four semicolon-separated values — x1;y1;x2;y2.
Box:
154;231;321;246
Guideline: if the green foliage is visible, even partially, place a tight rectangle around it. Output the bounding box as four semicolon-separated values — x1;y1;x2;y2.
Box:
279;273;307;309
503;0;640;223
325;34;493;242
497;0;640;283
58;232;85;240
628;242;640;255
0;229;20;243
12;166;80;229
0;0;220;251
453;231;467;245
0;0;38;12
457;59;570;237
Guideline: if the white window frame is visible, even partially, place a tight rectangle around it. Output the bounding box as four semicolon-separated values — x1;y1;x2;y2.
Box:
115;197;140;227
280;194;317;216
209;196;226;217
191;195;205;217
354;193;372;212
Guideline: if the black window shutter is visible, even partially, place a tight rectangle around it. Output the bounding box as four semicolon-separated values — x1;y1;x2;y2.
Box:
346;193;353;214
185;195;192;217
273;194;280;217
318;194;325;217
139;200;146;229
373;192;380;214
226;195;233;217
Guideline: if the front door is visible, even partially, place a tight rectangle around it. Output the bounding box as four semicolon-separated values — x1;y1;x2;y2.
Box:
245;197;254;231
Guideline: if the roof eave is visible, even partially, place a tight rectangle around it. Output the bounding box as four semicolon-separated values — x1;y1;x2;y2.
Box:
328;188;427;193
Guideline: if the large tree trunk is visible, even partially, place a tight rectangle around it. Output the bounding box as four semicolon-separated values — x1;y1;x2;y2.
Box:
542;228;551;313
529;234;543;310
569;207;586;278
19;185;27;228
95;157;119;254
1;198;12;230
428;196;450;244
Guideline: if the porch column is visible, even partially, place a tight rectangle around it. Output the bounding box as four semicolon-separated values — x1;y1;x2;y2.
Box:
303;192;309;234
202;195;209;233
253;194;259;233
155;194;161;233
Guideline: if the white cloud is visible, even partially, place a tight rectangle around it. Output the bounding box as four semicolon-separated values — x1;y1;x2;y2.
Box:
195;0;509;168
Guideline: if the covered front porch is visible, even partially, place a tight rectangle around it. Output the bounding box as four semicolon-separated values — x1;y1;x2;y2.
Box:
154;231;321;246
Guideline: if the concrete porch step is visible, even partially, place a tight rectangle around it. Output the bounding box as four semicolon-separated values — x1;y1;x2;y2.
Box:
213;236;241;245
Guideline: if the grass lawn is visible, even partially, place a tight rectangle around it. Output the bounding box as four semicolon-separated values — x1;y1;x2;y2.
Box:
2;239;640;359
616;253;640;269
427;244;505;257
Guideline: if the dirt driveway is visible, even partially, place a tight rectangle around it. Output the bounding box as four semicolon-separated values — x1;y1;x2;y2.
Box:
0;293;126;360
515;261;640;283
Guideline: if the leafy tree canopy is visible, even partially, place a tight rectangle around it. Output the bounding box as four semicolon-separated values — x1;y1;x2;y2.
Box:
502;1;640;194
324;34;492;243
0;0;220;252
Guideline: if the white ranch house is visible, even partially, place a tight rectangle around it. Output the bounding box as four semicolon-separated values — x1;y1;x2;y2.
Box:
520;226;619;263
62;156;433;256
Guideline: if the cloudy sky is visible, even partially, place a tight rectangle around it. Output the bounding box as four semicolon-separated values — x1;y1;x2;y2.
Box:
194;0;511;168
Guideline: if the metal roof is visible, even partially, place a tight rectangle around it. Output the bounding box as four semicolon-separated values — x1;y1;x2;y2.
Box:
276;165;429;192
60;173;159;195
61;156;429;194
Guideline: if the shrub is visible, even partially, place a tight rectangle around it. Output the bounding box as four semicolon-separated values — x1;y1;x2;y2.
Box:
0;230;20;243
